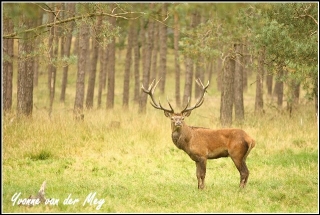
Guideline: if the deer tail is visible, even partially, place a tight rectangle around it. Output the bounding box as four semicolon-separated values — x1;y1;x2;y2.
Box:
244;137;255;161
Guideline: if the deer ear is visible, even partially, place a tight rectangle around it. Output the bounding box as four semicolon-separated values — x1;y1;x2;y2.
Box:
182;111;192;117
164;111;172;117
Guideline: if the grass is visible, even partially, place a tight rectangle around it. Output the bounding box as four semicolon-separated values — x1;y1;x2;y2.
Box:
2;46;319;213
2;100;318;213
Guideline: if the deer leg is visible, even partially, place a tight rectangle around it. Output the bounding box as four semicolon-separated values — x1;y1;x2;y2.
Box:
195;158;207;189
231;158;249;188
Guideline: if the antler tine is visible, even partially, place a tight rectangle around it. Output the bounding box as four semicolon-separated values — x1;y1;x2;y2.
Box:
141;79;174;113
181;79;209;114
196;78;210;91
181;96;191;113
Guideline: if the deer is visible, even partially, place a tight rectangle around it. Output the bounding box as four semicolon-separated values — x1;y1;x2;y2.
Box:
142;78;256;189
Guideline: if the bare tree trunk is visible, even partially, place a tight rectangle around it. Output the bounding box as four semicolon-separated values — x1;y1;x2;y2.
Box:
287;78;300;117
3;17;14;112
174;10;181;107
33;14;43;88
274;64;284;108
48;4;60;116
123;20;134;108
74;23;89;119
313;77;318;117
97;45;108;108
266;72;273;96
183;58;194;107
86;16;102;109
220;54;235;127
242;44;251;92
182;10;199;107
150;20;158;81
234;43;244;123
133;21;140;103
139;5;154;114
255;48;265;113
106;15;116;109
17;17;34;117
158;3;168;94
60;3;75;102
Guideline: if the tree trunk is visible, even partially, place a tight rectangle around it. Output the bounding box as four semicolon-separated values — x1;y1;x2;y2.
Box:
174;10;181;107
48;4;60;116
266;72;273;96
98;45;108;108
133;21;141;103
60;3;75;102
274;65;284;108
183;58;194;107
182;10;199;107
158;3;168;94
234;43;244;123
106;15;116;109
86;16;102;109
3;17;14;112
150;20;158;81
287;78;300;117
242;44;251;92
74;23;89;119
255;48;265;113
123;20;134;108
139;5;154;114
220;54;235;127
33;14;42;88
17;17;34;117
313;77;318;117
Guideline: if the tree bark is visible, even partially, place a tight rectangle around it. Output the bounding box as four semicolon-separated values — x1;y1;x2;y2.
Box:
123;20;134;108
17;17;34;117
74;22;89;119
60;3;75;102
255;48;265;113
220;54;235;127
183;58;194;107
133;21;141;103
48;4;60;116
174;10;181;107
3;17;14;112
274;65;284;108
86;16;102;109
234;43;244;123
266;72;273;96
98;45;108;108
106;15;116;109
150;20;158;81
158;3;168;94
139;5;154;114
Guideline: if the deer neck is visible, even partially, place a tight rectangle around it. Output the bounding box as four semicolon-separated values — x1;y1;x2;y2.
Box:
171;121;192;150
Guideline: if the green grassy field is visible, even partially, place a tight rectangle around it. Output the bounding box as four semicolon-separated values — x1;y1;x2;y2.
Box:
2;49;319;212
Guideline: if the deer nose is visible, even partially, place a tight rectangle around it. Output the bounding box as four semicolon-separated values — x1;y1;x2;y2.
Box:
175;121;182;127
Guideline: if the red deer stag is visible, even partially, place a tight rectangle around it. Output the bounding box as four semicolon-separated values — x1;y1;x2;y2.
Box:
142;78;255;189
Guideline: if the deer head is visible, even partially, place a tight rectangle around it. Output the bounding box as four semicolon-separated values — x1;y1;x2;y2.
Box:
142;78;209;129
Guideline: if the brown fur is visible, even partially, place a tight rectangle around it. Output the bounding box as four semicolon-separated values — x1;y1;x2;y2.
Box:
169;113;255;189
142;79;255;189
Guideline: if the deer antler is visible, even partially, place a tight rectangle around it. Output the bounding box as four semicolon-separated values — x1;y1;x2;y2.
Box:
141;79;175;114
181;78;209;115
